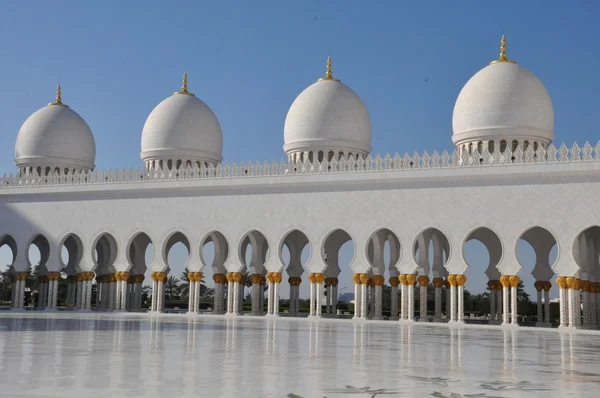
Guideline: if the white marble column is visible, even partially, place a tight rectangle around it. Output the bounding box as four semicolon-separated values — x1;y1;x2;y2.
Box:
76;279;83;310
238;279;244;315
434;285;442;321
448;275;457;322
573;279;581;327
12;279;21;309
273;279;280;316
374;283;383;320
390;278;399;320
353;277;362;319
544;286;551;325
536;288;543;323
226;279;234;314
309;276;316;317
188;280;197;314
85;279;92;310
157;279;165;312
511;285;518;325
501;277;510;325
232;281;240;315
259;282;265;314
490;289;496;321
316;279;324;317
353;275;361;319
399;276;407;320
457;284;465;323
214;281;225;314
108;279;116;311
360;282;368;320
445;282;451;321
496;287;503;321
151;277;159;312
582;281;590;327
331;284;338;316
267;279;274;315
66;281;73;309
418;276;429;322
407;282;415;322
590;288;597;327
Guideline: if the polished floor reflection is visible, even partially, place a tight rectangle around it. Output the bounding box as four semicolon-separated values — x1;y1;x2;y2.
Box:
0;314;598;397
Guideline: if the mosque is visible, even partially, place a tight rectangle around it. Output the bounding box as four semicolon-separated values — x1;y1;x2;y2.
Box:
0;37;598;330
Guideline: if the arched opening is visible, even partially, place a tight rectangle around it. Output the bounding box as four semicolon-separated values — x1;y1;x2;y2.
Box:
128;232;154;278
0;235;18;304
28;234;50;272
462;227;503;320
126;232;154;310
322;229;355;314
161;232;191;302
60;234;83;272
518;226;559;324
280;229;311;313
413;228;450;321
239;230;269;312
366;228;401;318
500;140;507;153
572;226;599;279
199;231;230;308
93;233;118;274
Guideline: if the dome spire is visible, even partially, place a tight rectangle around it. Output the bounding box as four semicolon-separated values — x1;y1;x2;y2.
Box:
318;56;340;82
490;35;516;65
175;72;194;96
48;84;68;107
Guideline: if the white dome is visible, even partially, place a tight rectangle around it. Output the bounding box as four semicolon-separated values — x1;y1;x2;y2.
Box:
15;102;96;172
452;61;554;147
141;91;223;165
284;78;372;157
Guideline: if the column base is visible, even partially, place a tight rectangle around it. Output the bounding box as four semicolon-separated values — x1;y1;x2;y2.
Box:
418;318;429;323
433;317;443;323
389;316;399;321
372;316;384;320
10;308;27;312
501;322;519;328
398;318;415;323
187;311;199;315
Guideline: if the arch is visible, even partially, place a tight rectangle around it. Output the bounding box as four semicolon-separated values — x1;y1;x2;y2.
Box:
366;228;401;276
238;230;269;274
462;227;504;284
58;233;84;270
321;228;355;276
92;232;118;271
571;226;599;279
0;234;17;266
127;232;154;275
200;230;230;272
162;231;191;268
412;228;450;277
26;234;50;268
279;229;311;277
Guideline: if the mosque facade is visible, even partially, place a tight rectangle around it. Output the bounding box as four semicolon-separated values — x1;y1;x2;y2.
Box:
1;37;599;330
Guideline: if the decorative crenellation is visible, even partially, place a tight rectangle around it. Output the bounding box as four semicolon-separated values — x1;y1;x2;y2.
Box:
2;142;600;189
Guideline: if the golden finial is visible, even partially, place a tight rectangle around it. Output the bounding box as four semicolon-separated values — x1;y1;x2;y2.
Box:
317;56;340;82
48;84;68;107
490;35;516;64
174;72;194;95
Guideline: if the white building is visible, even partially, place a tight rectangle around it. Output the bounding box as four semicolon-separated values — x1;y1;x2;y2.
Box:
0;37;598;329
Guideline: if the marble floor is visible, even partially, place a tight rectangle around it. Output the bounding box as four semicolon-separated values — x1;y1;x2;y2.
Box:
0;313;599;397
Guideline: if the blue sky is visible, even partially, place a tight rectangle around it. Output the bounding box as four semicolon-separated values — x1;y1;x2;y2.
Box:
0;1;597;299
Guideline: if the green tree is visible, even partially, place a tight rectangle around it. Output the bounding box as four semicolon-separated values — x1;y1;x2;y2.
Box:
165;275;180;299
